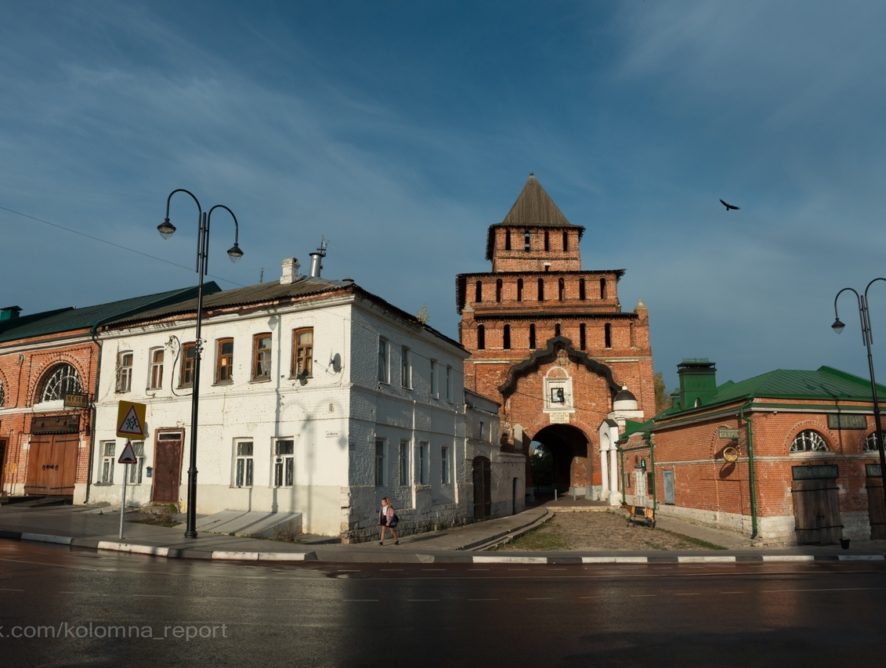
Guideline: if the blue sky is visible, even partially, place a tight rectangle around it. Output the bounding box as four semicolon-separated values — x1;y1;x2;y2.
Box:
3;1;886;391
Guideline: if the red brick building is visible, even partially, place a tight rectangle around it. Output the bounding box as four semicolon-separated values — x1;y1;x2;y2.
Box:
0;287;210;501
456;174;656;501
621;360;886;545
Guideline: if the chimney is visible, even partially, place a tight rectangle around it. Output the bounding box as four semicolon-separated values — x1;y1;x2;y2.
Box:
308;239;328;278
0;305;22;321
677;359;717;409
280;258;300;285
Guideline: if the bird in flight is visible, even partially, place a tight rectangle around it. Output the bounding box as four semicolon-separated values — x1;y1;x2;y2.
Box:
720;199;740;211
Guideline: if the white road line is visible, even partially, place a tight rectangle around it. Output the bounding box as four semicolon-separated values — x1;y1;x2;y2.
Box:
582;556;649;564
473;556;547;565
677;556;736;564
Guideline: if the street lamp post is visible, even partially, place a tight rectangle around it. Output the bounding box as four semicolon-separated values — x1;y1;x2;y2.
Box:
832;277;886;517
159;188;243;538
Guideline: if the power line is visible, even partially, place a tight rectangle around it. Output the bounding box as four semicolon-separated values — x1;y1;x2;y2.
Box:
0;203;245;287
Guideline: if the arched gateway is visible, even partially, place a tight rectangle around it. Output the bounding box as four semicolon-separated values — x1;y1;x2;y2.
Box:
457;174;656;505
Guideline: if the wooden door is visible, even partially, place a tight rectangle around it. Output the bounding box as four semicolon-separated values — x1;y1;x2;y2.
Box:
25;434;79;496
866;475;886;539
792;474;842;545
151;432;183;504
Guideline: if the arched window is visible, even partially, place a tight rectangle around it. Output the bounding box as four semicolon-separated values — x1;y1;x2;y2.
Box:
496;279;503;303
0;379;5;406
579;278;586;300
517;278;523;302
562;230;569;251
529;324;536;349
544;230;550;251
475;281;482;303
503;325;511;350
523;229;531;251
600;278;607;299
505;229;511;251
579;323;587;350
864;432;884;452
477;325;486;350
604;323;612;348
790;430;828;453
537;278;545;301
37;363;83;403
558;277;565;301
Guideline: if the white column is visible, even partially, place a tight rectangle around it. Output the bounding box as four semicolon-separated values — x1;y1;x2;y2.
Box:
609;439;621;506
599;435;610;500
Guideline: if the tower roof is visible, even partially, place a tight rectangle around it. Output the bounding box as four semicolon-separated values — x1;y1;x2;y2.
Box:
502;173;572;227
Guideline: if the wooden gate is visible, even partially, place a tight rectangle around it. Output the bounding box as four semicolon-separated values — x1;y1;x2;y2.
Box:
472;456;491;520
151;431;183;505
791;465;842;545
25;434;79;496
865;466;886;539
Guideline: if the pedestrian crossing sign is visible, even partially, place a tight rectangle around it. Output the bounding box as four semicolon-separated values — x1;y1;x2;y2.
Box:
116;401;146;438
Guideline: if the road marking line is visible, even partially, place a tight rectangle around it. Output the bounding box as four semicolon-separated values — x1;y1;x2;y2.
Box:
582;556;648;564
473;556;547;564
677;556;736;563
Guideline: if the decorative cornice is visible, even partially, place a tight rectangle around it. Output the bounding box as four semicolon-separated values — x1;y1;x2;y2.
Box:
497;336;621;398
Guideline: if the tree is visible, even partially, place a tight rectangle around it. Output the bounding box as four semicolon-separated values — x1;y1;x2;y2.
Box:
653;371;672;413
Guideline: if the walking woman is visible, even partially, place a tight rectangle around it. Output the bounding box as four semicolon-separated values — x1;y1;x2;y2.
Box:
378;497;399;545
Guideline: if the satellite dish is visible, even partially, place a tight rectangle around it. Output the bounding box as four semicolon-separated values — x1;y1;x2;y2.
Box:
722;446;739;463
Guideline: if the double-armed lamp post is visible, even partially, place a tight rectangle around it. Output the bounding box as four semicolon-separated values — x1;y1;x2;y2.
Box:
832;277;886;516
158;188;243;539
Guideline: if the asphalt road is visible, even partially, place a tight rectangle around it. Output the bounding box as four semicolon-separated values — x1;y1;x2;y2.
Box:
1;541;884;667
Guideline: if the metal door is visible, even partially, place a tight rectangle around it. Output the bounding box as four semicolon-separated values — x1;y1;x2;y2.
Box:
151;431;183;504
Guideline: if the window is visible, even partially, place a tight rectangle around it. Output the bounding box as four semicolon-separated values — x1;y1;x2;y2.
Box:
563;230;569;251
580;323;587;350
558;278;565;301
0;380;4;406
375;438;386;487
505;229;511;250
600;278;607;299
544;230;550;251
100;442;115;484
475;280;482;303
180;342;196;388
292;328;313;378
550;387;565;404
477;420;485;441
215;338;234;383
523;229;531;251
127;441;145;484
579;278;586;300
418;441;429;485
496;279;502;303
554;323;561;338
38;363;83;402
116;352;133;393
274;439;294;487
148;348;164;390
477;325;485;350
604;323;612;349
864;432;883;452
252;333;272;381
430;359;438;397
401;346;412;389
517;278;523;302
399;439;410;486
441;445;451;485
235;441;254;487
529;324;536;349
378;337;389;383
538;278;545;301
503;324;511;349
445;365;453;402
790;430;828;453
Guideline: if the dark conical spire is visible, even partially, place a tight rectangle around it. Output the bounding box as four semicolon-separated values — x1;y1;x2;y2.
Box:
501;173;572;227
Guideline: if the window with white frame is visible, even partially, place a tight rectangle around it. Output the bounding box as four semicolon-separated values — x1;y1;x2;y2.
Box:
127;441;145;484
115;352;133;393
148;348;164;390
235;441;254;487
790;430;828;453
441;445;451;485
401;346;412;389
378;337;389;383
418;441;429;485
100;441;115;484
375;438;386;487
399;439;410;486
274;440;294;487
252;333;272;381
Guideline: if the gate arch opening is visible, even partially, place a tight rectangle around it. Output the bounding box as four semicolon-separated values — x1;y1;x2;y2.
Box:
530;424;591;499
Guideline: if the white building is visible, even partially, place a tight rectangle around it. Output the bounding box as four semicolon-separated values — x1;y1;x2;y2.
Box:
83;258;471;541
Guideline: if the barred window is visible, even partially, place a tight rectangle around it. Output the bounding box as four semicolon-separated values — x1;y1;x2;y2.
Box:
790;430;828;453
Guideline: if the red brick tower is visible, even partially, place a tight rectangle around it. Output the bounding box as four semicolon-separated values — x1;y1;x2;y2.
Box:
456;174;656;499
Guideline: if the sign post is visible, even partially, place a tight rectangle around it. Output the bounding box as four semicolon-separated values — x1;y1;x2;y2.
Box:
115;401;146;540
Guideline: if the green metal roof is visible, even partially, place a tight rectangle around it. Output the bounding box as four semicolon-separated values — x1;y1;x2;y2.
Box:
656;365;885;420
0;283;219;344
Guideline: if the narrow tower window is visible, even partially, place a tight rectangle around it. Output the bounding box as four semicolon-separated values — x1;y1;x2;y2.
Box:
558;277;565;301
505;229;511;250
580;324;586;350
544;230;550;251
600;278;607;300
517;278;523;302
538;278;545;301
475;280;482;303
477;325;485;350
503;324;511;350
529;324;536;349
604;323;612;349
496;278;502;303
579;278;586;301
563;230;569;251
524;229;531;251
555;323;561;338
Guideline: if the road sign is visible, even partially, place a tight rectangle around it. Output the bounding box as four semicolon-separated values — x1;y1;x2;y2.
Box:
118;440;138;465
117;401;147;438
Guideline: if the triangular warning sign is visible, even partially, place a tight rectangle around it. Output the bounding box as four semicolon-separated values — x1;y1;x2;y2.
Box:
118;440;138;465
118;406;143;436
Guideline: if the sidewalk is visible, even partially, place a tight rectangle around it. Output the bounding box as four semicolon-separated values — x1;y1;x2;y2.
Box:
1;503;885;565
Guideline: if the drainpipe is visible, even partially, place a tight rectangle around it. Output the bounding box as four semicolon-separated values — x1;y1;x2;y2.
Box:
618;442;626;506
739;399;758;539
647;434;656;512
